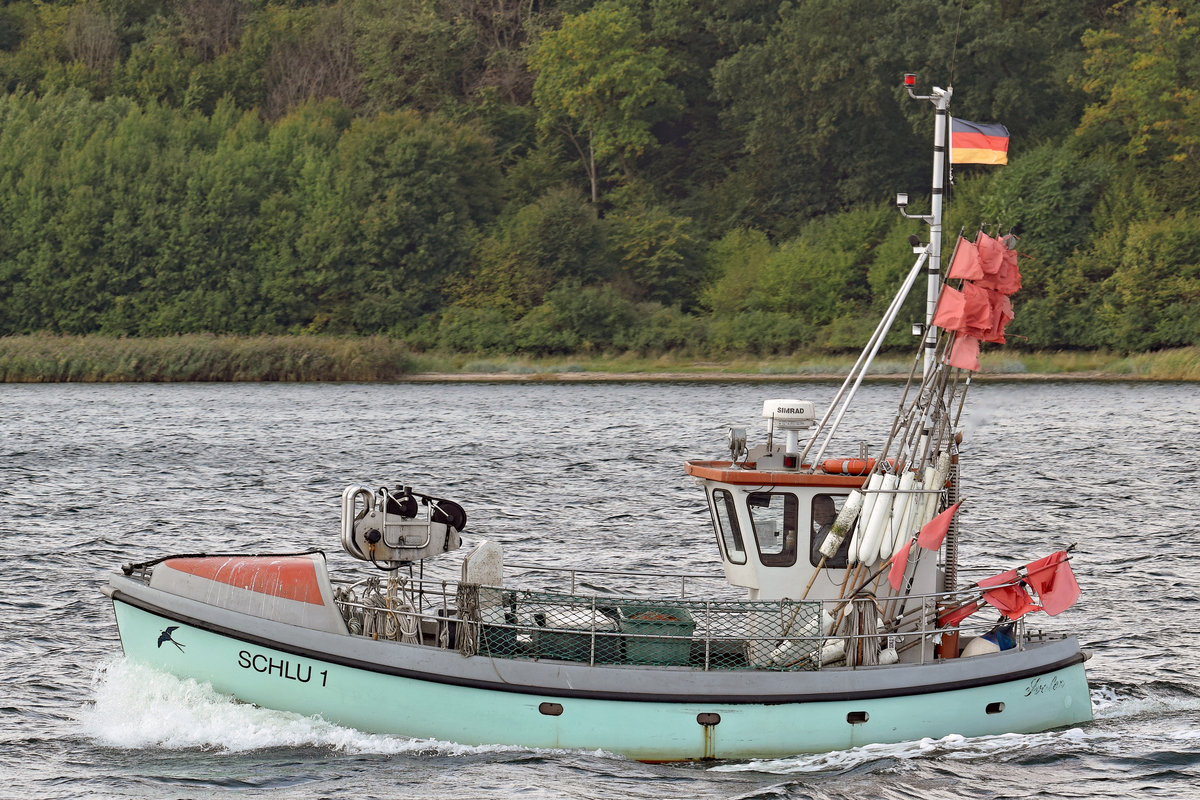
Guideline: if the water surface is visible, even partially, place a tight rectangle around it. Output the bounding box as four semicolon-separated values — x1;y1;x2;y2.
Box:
1;381;1197;798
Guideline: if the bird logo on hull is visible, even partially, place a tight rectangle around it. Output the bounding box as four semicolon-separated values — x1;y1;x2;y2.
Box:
157;626;186;652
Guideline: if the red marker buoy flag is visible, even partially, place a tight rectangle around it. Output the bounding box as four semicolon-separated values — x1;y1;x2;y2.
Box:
917;502;961;550
888;502;962;590
1023;551;1081;615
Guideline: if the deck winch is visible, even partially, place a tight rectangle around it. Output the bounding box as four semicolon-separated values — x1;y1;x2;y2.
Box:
341;484;466;565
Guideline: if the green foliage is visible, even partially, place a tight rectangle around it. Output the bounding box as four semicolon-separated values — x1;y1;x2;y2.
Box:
901;0;1094;141
705;311;814;356
865;221;928;346
711;0;1097;231
1100;211;1200;350
322;109;503;332
947;142;1112;293
435;305;516;354
1010;172;1150;351
511;303;576;355
0;0;1197;360
0;90;498;336
606;204;704;308
352;0;468;113
756;205;896;323
1077;2;1200;164
1076;0;1200;206
529;1;683;201
453;185;610;313
112;43;196;107
617;303;705;355
711;0;925;230
701;228;772;314
510;282;639;355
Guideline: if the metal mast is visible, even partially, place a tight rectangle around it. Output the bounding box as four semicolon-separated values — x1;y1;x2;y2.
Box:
898;77;952;378
897;77;959;598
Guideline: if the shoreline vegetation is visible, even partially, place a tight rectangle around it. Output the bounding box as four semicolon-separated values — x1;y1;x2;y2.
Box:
2;335;1199;383
3;6;1198;361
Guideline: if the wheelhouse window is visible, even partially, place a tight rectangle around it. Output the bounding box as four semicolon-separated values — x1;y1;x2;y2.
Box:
810;493;854;568
709;488;746;564
748;491;798;567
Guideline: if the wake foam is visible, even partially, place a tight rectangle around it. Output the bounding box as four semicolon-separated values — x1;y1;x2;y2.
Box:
710;729;1099;777
1090;682;1200;720
707;729;1092;775
711;684;1200;775
76;658;555;757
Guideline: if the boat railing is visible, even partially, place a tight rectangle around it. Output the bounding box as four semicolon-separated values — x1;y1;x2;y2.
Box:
329;576;1034;671
501;561;734;599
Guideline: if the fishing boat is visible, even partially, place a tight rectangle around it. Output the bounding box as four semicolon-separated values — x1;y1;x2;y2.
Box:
103;79;1092;761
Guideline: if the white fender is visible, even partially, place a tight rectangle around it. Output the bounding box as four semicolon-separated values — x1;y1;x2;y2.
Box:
880;471;915;558
857;472;898;565
911;464;938;529
820;489;864;559
893;476;925;557
921;453;951;524
848;474;883;565
820;638;846;666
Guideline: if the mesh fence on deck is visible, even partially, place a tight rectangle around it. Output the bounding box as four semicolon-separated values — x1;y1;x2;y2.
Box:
451;585;824;671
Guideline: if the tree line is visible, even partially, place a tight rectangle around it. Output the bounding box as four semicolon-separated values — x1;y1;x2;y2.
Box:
0;0;1197;355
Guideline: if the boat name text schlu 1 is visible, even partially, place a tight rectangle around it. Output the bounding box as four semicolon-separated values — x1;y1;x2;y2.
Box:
238;649;328;687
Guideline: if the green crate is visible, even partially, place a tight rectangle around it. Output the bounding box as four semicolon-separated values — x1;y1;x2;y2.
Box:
619;605;696;665
534;609;621;663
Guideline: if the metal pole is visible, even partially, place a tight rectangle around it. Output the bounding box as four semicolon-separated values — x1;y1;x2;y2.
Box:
926;87;951;378
808;251;929;466
902;81;952;379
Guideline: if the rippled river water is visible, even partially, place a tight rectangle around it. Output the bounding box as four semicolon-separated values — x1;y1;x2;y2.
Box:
1;380;1198;799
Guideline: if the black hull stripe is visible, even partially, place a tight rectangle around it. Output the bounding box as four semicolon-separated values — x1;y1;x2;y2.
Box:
111;591;1086;705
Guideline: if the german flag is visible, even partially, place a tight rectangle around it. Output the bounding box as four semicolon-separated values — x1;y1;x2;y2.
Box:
950;118;1009;165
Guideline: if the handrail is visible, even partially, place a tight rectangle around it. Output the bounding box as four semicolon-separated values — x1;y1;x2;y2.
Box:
329;577;1038;671
504;561;727;596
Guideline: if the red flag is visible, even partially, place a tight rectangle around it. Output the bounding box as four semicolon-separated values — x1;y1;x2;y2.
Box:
938;600;981;627
979;291;1014;344
932;285;967;332
946;334;981;371
917;502;960;550
1001;245;1020;282
947;237;984;280
976;232;1005;275
962;281;993;330
976;251;1022;295
1023;551;1080;616
979;569;1041;620
888;540;913;590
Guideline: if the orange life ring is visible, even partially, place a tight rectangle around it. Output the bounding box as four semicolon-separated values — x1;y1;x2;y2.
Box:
819;458;876;475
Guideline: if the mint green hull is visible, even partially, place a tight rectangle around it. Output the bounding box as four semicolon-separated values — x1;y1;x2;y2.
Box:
112;599;1092;761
